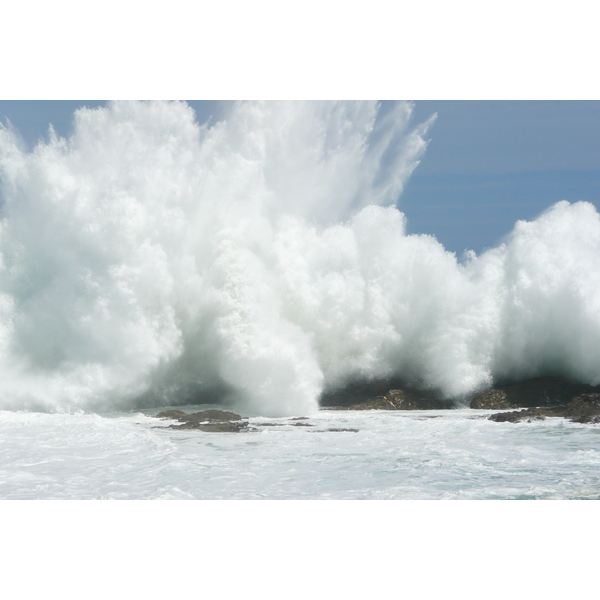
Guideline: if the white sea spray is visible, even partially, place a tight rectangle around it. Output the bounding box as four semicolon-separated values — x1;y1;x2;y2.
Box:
0;101;599;416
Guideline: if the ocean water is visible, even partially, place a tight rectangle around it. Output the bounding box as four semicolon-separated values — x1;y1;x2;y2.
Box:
2;407;599;499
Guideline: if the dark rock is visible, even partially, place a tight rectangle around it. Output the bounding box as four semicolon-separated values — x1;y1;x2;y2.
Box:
470;389;514;410
251;421;314;427
306;427;360;433
184;410;243;422
329;387;448;411
489;393;600;424
571;415;600;424
543;393;600;423
383;389;421;410
171;421;248;432
324;428;360;433
335;396;400;411
156;409;247;432
320;379;403;407
157;409;242;423
477;376;598;409
320;379;447;409
489;408;546;423
560;393;600;418
320;375;598;411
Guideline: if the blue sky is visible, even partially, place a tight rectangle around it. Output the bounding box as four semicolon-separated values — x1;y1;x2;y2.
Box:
1;100;598;257
404;101;600;255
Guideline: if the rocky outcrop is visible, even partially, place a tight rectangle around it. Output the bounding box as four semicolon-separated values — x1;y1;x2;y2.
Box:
156;409;248;432
335;389;420;411
470;389;514;410
320;379;445;409
151;378;600;427
544;393;600;423
572;415;600;424
314;428;360;433
324;381;448;411
182;421;248;432
156;409;243;421
323;375;599;412
472;376;598;409
153;411;359;433
488;393;600;424
488;408;546;423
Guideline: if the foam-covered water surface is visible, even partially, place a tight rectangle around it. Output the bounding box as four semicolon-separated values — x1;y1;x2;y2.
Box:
2;409;599;499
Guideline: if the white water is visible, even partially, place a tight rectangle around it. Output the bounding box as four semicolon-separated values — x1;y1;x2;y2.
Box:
2;408;599;499
1;101;600;417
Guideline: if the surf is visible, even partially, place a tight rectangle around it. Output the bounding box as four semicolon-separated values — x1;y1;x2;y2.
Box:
0;100;599;416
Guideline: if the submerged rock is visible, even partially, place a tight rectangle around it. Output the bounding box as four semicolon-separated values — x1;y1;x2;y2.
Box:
154;411;323;432
175;421;248;432
489;408;546;423
571;415;600;424
156;409;242;422
252;420;314;427
156;409;247;432
316;428;360;433
320;379;445;409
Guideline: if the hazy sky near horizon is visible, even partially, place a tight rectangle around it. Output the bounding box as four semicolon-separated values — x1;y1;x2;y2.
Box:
1;100;598;256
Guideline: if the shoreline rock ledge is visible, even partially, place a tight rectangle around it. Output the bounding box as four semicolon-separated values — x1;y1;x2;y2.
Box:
321;380;448;411
467;376;600;423
320;375;600;423
331;388;448;411
487;394;600;424
469;376;598;410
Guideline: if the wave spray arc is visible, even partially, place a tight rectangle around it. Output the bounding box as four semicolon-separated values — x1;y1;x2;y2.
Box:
1;101;599;415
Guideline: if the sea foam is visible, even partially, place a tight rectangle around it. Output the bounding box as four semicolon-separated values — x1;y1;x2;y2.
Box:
0;101;598;415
